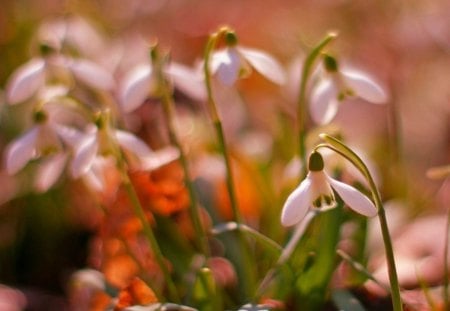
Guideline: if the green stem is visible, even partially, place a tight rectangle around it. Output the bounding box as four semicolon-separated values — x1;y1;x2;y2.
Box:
203;27;242;223
297;32;337;179
315;136;403;311
203;27;255;299
119;161;180;303
154;51;209;256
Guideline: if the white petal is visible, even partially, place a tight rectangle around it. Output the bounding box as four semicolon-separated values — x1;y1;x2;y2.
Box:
120;64;154;113
165;62;206;101
83;168;105;192
281;177;312;227
139;147;180;171
310;78;339;124
6;58;46;104
238;46;286;85
70;134;98;178
5;127;39;174
115;130;153;157
81;156;110;192
68;59;115;90
53;124;85;147
342;69;388;104
35;152;67;192
327;176;378;217
213;48;241;86
39;84;69;102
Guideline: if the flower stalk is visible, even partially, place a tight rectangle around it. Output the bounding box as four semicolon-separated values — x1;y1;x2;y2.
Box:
203;26;256;299
317;134;403;311
297;32;337;179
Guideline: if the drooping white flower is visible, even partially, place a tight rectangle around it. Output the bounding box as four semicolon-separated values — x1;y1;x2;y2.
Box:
4;86;83;192
281;151;377;227
119;61;206;113
65;58;115;91
6;54;114;105
4;117;63;175
70;121;179;181
209;45;286;87
310;55;388;124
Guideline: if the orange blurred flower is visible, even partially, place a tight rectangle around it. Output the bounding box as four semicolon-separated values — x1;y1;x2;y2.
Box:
114;277;158;311
215;158;262;221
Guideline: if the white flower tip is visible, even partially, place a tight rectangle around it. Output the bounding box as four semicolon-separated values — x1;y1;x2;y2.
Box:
6;58;46;104
342;69;389;104
281;211;297;227
5;128;39;175
119;64;152;113
280;179;312;227
238;47;286;85
139;147;180;171
327;177;378;218
69;59;115;91
34;153;67;193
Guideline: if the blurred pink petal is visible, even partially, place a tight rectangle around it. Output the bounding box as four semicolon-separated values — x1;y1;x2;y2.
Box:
35;152;68;192
139;147;179;171
342;69;388;104
53;124;85;147
6;58;46;104
310;78;339;124
68;59;115;90
120;64;154;113
214;48;242;86
115;129;153;158
70;134;98;178
238;46;286;85
0;285;27;311
165;63;206;101
5;127;39;175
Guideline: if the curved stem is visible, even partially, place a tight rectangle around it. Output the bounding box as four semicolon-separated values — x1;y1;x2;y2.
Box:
315;137;403;311
297;32;337;180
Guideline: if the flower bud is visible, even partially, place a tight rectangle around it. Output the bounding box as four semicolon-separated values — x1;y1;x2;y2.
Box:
308;151;324;171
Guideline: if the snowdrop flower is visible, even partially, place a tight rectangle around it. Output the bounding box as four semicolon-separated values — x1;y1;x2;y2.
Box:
4;86;84;192
4;107;65;176
6;48;114;105
70;114;179;183
3;113;82;193
281;151;377;227
310;55;388;124
119;60;206;113
209;31;286;86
